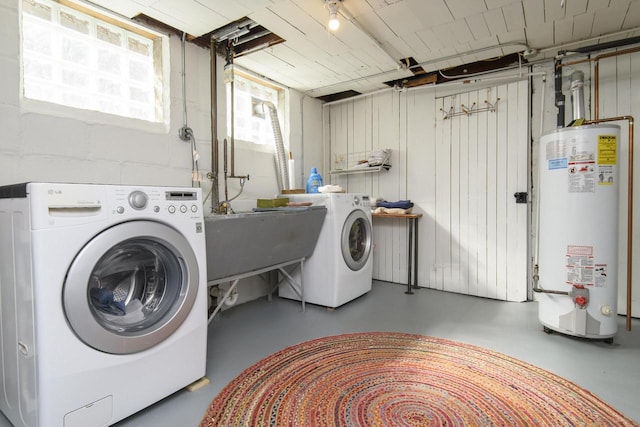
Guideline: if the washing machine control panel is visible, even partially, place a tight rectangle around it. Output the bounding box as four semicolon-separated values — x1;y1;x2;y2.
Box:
352;195;369;206
111;187;202;220
27;183;203;230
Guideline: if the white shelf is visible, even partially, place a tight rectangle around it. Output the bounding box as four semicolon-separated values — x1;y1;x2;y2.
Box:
329;165;391;175
329;149;391;176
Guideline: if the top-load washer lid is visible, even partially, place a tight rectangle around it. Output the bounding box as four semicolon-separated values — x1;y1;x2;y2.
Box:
63;220;200;354
341;209;372;271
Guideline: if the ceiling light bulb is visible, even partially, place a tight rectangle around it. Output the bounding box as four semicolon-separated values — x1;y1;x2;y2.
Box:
328;12;340;31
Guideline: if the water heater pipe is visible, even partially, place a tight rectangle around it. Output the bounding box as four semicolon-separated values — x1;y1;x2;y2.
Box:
554;58;566;128
593;46;640;121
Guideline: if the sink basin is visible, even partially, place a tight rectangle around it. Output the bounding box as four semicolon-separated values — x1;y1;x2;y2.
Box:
204;206;327;283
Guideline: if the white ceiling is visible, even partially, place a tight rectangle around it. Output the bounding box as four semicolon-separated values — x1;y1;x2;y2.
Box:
89;0;640;97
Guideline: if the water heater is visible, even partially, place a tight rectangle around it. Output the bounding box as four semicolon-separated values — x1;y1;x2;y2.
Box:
537;124;620;340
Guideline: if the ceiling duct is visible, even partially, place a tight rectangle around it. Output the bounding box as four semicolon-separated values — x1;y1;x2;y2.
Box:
211;18;257;42
191;17;285;56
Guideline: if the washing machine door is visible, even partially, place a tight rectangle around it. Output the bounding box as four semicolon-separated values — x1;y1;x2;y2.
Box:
341;210;372;271
63;220;200;354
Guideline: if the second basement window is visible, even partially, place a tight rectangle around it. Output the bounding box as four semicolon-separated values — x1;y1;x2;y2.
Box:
227;69;287;147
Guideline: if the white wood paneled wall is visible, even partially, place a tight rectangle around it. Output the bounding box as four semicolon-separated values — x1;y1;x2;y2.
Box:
326;80;529;302
430;82;528;302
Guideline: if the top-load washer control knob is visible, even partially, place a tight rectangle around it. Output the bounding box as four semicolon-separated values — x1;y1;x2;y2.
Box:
128;191;148;210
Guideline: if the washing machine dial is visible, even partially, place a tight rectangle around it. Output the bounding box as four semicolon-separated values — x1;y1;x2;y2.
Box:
128;191;148;210
353;196;360;206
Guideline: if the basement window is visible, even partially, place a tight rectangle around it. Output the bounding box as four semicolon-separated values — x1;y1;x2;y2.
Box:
21;0;168;124
227;68;286;147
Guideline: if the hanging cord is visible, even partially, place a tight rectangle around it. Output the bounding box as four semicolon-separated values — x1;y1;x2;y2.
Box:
189;131;201;188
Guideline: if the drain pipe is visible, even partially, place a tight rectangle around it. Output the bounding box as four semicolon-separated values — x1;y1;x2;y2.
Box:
554;58;565;128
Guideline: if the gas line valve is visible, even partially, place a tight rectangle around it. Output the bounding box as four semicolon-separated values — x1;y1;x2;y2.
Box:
570;285;590;308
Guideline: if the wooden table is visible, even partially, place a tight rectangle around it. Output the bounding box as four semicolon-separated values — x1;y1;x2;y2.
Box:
372;212;423;294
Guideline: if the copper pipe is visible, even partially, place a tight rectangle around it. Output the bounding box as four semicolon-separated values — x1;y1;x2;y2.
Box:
585;116;634;331
556;57;592;68
593;46;640;120
556;46;640;121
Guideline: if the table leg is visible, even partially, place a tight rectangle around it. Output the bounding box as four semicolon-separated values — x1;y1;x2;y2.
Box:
405;218;414;295
413;218;419;289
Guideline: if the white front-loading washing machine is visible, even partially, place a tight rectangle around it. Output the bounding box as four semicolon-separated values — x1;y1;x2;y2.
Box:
279;193;373;308
0;182;208;427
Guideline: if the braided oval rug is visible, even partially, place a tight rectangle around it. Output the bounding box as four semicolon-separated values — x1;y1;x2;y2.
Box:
200;332;638;426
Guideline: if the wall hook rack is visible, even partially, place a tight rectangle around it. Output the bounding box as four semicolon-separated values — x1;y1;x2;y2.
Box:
440;98;500;119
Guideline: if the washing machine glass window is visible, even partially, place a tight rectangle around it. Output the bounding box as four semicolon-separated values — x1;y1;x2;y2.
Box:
63;221;200;354
341;209;373;271
88;239;180;331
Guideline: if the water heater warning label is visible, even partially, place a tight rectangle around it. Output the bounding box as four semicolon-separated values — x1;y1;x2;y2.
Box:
598;165;614;185
597;135;617;187
566;245;594;286
597;135;617;165
568;161;596;193
594;264;608;288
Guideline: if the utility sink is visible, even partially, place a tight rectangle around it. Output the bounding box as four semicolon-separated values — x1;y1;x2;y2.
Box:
204;206;327;283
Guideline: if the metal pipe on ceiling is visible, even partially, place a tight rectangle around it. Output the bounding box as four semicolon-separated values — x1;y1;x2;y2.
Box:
308;41;529;97
536;27;640;57
321;69;547;108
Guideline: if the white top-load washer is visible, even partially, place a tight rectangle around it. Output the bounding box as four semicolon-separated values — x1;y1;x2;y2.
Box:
279;193;373;308
0;183;208;427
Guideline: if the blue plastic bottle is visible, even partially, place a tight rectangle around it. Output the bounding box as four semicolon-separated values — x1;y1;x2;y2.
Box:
306;167;323;193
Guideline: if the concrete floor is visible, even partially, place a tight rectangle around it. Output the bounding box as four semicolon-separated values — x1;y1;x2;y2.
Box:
1;280;639;426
